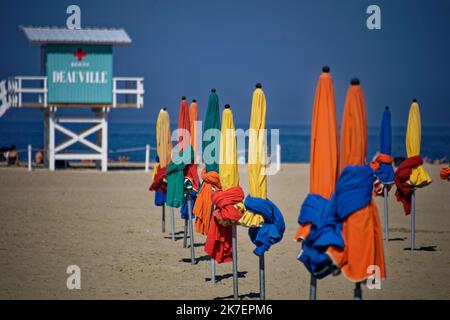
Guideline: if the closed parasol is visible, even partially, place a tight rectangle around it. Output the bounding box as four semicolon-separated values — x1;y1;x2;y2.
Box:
329;78;386;293
295;66;338;299
204;104;243;299
245;83;285;300
194;89;222;281
150;108;172;233
370;106;395;241
394;100;432;250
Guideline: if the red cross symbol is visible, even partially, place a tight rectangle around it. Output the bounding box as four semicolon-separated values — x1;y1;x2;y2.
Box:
73;48;87;61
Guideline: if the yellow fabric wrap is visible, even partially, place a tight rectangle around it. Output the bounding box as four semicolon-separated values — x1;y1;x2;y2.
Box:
238;205;264;227
406;102;432;187
156;109;173;168
247;87;267;199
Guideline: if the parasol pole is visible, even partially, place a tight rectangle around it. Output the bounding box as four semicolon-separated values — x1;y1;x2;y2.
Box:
232;223;239;300
183;219;188;248
162;203;166;234
211;256;216;283
170;207;175;241
354;282;362;300
210;205;216;283
259;253;266;300
411;189;415;251
309;276;317;300
187;192;196;264
383;186;389;241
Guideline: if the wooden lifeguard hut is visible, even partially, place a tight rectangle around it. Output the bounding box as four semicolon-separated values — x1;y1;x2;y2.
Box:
2;26;144;171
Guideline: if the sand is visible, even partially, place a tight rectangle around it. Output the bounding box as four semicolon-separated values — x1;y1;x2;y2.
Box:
0;163;449;299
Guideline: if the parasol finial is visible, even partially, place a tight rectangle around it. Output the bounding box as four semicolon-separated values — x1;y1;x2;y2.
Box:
350;78;360;85
256;83;262;88
322;66;330;73
211;88;216;93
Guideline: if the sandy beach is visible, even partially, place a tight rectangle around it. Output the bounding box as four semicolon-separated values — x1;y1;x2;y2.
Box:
0;163;449;300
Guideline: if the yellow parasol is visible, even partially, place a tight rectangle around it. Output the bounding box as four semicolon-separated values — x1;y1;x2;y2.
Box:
156;108;172;168
248;84;267;199
220;104;240;299
219;106;239;190
406;101;432;186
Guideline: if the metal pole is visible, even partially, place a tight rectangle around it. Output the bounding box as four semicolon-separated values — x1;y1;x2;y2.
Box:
170;206;175;241
354;282;362;300
309;276;317;300
183;219;188;248
411;189;415;251
383;186;389;241
28;145;32;172
211;257;216;283
232;224;238;300
145;144;150;172
210;205;216;283
259;254;265;300
162;203;166;234
187;193;196;265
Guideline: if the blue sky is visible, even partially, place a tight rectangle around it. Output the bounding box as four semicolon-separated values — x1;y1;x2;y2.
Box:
1;0;450;125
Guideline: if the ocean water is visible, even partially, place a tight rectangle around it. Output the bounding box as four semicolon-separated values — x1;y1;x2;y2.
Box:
1;121;449;163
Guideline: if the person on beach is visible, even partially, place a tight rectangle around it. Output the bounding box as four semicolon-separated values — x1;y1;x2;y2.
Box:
7;146;19;166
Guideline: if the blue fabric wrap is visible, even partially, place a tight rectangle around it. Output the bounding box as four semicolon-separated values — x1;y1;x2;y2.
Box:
374;163;395;184
376;108;395;183
181;189;197;219
297;165;374;279
244;196;285;257
155;191;166;206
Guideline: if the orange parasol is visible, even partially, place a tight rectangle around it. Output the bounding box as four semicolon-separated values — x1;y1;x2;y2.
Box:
295;66;338;242
328;78;386;283
189;99;199;163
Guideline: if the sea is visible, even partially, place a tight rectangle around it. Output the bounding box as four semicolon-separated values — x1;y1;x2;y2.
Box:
1;121;449;163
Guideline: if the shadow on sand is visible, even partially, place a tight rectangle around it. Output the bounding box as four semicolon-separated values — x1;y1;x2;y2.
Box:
403;245;437;252
213;291;259;300
205;271;248;283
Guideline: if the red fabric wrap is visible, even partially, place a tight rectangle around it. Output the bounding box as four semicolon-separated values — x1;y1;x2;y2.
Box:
185;164;200;191
149;166;167;194
394;155;422;215
204;186;244;264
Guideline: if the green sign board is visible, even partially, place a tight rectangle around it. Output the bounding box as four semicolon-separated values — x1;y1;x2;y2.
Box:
44;44;113;104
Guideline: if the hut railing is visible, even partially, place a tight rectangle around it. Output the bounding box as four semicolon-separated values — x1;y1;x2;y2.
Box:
112;77;144;108
8;76;48;108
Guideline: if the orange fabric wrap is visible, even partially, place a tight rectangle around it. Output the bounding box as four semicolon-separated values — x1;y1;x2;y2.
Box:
370;153;393;171
192;168;222;235
440;167;450;180
327;200;386;282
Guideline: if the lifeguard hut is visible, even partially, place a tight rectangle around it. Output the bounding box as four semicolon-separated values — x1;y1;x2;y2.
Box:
1;26;144;171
